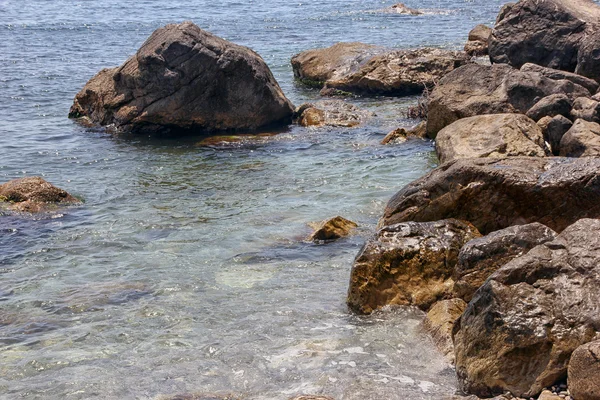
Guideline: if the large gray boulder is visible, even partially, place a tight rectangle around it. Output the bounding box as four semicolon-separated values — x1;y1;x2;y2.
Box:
426;63;589;137
559;118;600;157
521;63;599;94
347;219;481;314
453;218;600;398
435;113;548;164
380;157;600;234
489;0;600;80
292;44;471;96
453;223;557;302
70;22;294;134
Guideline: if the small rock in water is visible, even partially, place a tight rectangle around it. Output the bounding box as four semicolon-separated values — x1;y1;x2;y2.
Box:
295;101;374;128
0;176;80;213
381;121;427;144
307;216;358;242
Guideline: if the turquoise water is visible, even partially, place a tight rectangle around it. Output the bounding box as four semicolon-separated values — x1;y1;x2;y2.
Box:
1;1;506;399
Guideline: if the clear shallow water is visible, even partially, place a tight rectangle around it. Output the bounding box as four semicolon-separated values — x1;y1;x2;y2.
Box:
1;1;506;399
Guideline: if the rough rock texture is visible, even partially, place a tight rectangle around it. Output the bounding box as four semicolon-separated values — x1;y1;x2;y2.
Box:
289;396;335;400
538;390;563;400
380;157;600;234
568;340;600;400
422;298;467;363
347;219;481;314
295;101;374;128
489;0;600;76
381;121;427;144
559;118;600;157
453;218;600;398
526;94;572;122
453;223;557;302
521;63;599;94
291;42;382;87
464;24;492;56
426;63;590;137
571;97;600;123
0;177;80;213
576;30;600;82
158;394;241;400
537;115;573;155
435;114;548;164
308;216;358;242
292;44;470;96
70;22;294;134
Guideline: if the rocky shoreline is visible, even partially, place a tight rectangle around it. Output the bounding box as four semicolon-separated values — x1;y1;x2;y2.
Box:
5;0;600;398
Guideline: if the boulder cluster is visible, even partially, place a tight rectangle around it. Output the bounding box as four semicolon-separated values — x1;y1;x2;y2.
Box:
342;0;600;399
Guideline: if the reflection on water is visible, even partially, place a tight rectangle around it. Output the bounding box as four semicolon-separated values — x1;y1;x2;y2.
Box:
0;0;508;398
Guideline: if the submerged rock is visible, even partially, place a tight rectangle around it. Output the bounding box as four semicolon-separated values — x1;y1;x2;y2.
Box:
380;157;600;234
295;101;374;128
426;63;590;137
347;219;480;314
70;22;294;134
434;113;548;164
292;44;470;96
422;298;467;363
464;24;491;56
489;0;600;78
381;121;427;144
559;118;600;157
0;176;80;213
568;340;600;400
307;216;358;242
454;218;600;398
453;223;557;302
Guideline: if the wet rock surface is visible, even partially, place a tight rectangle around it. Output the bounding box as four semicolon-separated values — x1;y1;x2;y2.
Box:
489;0;600;77
568;340;600;400
422;298;467;363
385;3;423;15
295;101;374;128
381;121;427;144
0;176;80;213
307;216;358;242
381;157;600;234
347;219;480;314
70;22;294;134
453;223;557;302
454;218;600;398
434;113;548;164
559;118;600;157
292;44;470;96
425;63;589;137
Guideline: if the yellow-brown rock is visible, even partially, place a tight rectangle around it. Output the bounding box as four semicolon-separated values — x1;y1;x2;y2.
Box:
347;219;480;314
0;176;80;213
308;216;358;242
422;298;467;363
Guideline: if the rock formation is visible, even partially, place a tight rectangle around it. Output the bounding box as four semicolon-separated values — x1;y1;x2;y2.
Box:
70;22;294;134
